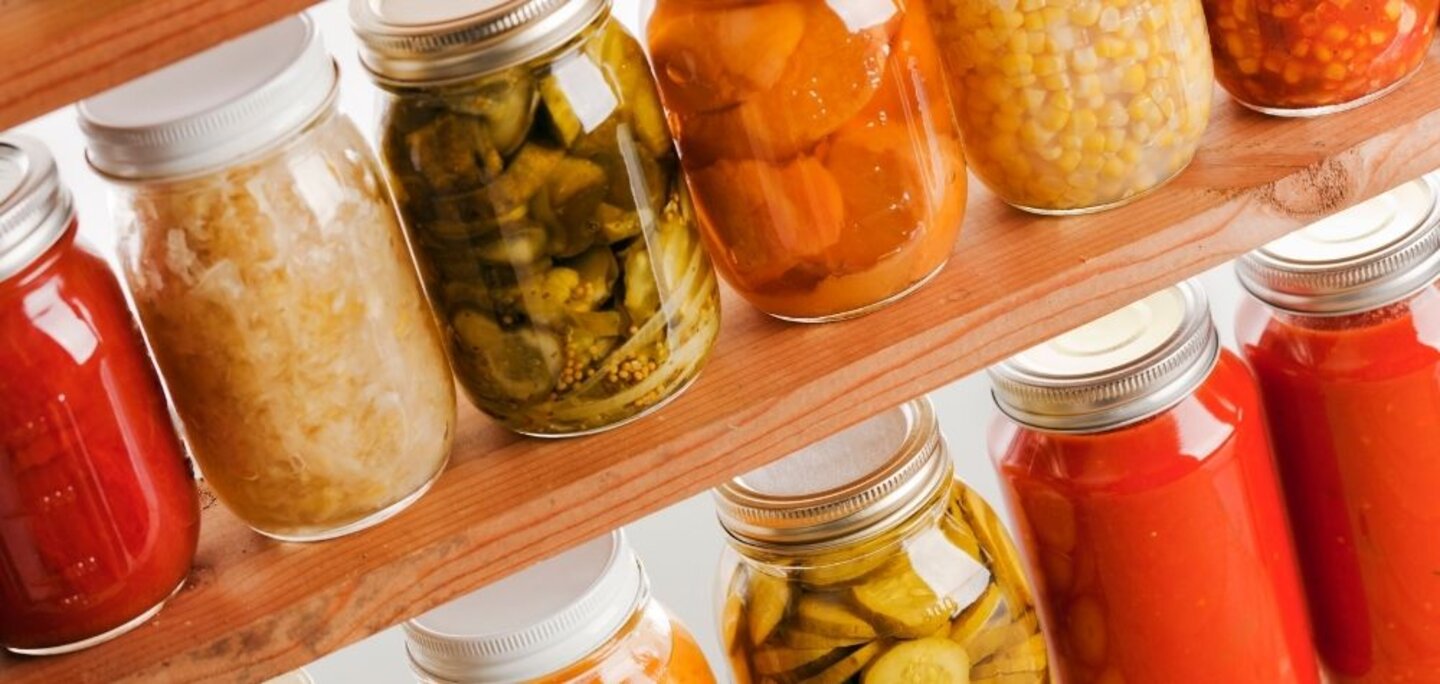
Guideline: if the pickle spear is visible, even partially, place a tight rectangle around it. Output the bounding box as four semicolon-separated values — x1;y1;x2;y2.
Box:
748;572;792;646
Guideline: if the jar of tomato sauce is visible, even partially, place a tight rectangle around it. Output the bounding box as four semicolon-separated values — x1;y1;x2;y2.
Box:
1204;0;1438;115
1237;176;1440;682
0;135;199;654
988;281;1319;684
714;398;1048;684
645;0;967;322
402;530;713;683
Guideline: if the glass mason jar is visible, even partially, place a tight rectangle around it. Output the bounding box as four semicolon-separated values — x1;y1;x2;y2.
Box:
1205;0;1438;115
0;136;199;654
1237;176;1440;682
929;0;1213;214
78;16;456;542
403;530;714;683
645;0;967;322
713;398;1048;684
351;0;721;437
988;282;1320;684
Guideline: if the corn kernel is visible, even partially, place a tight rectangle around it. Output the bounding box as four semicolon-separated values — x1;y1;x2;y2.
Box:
1009;31;1030;53
1099;6;1121;31
1104;128;1126;152
1119;142;1142;163
1082;131;1106;152
1073;47;1100;73
1036;54;1064;76
1058;150;1083;172
992;111;1022;133
1066;171;1100;190
1071;0;1103;26
1077;73;1103;98
1101;156;1129;179
1121;64;1147;92
1024;11;1046;30
1038;145;1064;161
1041;73;1068;90
1100;100;1129;127
1042;6;1066;23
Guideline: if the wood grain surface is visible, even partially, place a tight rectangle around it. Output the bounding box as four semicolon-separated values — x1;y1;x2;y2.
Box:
0;0;323;129
5;34;1440;684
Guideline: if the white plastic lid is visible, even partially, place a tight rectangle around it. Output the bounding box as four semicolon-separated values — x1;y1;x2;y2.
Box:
1238;175;1440;315
403;530;646;683
78;14;337;179
990;281;1221;433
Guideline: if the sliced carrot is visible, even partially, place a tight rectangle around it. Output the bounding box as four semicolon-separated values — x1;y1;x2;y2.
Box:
648;2;806;114
686;156;845;291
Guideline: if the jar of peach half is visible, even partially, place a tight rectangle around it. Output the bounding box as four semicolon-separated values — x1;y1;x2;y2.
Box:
646;0;967;322
929;0;1214;214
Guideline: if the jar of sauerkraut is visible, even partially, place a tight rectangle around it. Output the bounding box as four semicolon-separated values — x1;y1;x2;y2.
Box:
929;0;1214;214
79;15;456;542
351;0;721;436
713;398;1049;684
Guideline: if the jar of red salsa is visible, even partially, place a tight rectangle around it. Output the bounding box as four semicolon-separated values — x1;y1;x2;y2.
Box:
1204;0;1438;115
0;135;199;654
987;281;1320;684
1237;176;1440;682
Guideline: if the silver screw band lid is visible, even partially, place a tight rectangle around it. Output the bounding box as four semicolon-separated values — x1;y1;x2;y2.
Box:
1238;175;1440;316
0;135;74;282
989;281;1221;434
351;0;610;84
715;398;952;550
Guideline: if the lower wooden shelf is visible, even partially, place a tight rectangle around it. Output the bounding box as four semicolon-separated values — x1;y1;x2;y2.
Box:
7;41;1440;684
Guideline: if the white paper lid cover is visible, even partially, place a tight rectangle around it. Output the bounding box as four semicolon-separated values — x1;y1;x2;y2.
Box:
1238;175;1440;315
403;530;645;682
989;281;1221;433
79;14;336;179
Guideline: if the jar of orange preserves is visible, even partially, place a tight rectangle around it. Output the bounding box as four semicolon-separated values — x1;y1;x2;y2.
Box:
1204;0;1438;115
403;530;713;683
645;0;966;322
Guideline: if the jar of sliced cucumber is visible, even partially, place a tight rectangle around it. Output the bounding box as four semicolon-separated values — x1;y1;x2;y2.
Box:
713;398;1049;684
352;0;720;436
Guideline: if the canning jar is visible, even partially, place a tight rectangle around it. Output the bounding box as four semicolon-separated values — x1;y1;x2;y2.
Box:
352;0;720;436
929;0;1213;214
0;136;199;654
403;530;714;683
1237;176;1440;682
646;0;967;321
1205;0;1437;115
78;16;455;542
714;398;1048;684
988;282;1319;683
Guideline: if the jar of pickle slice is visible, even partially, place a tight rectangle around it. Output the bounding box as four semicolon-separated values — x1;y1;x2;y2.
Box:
713;398;1048;684
646;0;967;322
1205;0;1437;115
929;0;1214;214
79;16;456;541
352;0;721;436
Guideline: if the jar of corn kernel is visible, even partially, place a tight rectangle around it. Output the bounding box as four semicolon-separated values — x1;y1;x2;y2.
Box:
928;0;1214;215
1204;0;1437;115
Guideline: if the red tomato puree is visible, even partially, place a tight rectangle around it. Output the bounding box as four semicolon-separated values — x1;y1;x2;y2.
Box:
990;351;1319;683
1240;286;1440;682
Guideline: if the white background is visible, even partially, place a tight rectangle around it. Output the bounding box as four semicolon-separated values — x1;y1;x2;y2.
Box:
13;1;1247;681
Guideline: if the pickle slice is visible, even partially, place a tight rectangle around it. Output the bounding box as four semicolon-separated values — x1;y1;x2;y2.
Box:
722;589;745;648
534;157;608;257
539;74;585;148
970;633;1047;678
747;572;792;646
850;561;954;638
966;613;1038;666
950;582;1002;645
862;638;971;684
971;674;1045;684
801;640;885;684
597;203;640;243
962;489;1034;608
452;311;561;401
779;628;870;650
798;548;894;588
403;115;503;193
752;646;846;677
448;69;536;156
943;511;983;562
472;224;549;265
794;595;879;640
488;144;565;219
621;244;660;323
563;247;618;311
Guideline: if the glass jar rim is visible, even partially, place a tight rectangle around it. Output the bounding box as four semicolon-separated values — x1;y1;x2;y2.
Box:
0;135;75;283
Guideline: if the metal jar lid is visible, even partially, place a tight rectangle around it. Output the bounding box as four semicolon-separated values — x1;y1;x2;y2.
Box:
1237;175;1440;316
989;281;1221;434
715;398;952;550
0;135;74;282
351;0;610;84
78;14;337;180
404;530;646;683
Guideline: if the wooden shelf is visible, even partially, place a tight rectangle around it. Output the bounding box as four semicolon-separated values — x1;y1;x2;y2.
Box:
6;13;1440;684
0;0;322;129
